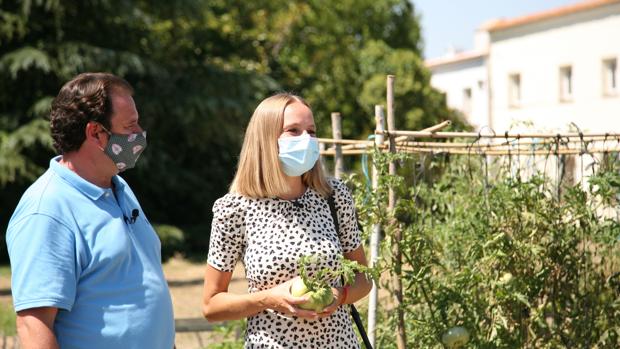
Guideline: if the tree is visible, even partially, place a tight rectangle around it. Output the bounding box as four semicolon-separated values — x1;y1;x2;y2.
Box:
0;0;276;259
0;0;462;260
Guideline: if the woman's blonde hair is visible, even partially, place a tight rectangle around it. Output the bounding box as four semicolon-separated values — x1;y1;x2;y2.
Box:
230;93;332;198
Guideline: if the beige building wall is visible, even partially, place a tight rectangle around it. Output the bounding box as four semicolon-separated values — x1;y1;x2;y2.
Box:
488;2;620;133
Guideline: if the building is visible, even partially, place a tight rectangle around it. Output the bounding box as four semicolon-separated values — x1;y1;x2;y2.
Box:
427;0;620;133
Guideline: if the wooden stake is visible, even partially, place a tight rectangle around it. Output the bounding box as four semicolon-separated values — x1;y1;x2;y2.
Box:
320;146;620;156
368;105;385;347
394;120;452;143
331;112;344;178
377;130;620;139
387;75;407;349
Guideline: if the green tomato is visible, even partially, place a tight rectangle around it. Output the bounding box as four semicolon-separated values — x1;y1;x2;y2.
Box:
290;278;310;297
298;287;334;312
441;326;470;348
499;272;513;284
290;279;334;312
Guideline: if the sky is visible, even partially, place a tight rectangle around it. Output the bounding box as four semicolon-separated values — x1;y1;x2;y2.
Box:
413;0;583;59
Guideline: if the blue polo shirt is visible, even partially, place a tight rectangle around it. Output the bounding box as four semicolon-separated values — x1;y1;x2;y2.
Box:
6;156;174;349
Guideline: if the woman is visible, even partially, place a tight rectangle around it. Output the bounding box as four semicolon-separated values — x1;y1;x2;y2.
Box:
202;93;372;348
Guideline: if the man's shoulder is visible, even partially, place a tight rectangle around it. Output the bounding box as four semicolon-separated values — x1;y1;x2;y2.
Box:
10;169;80;226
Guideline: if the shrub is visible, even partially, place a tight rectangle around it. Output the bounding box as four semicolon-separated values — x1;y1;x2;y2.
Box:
153;224;186;262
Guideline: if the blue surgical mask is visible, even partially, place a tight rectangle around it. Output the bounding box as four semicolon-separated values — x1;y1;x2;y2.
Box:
278;132;320;177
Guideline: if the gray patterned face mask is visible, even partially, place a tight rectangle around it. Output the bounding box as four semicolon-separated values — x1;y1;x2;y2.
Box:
100;125;147;172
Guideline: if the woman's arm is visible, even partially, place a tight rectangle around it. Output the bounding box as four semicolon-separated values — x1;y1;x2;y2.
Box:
202;264;318;322
319;245;372;317
341;245;373;304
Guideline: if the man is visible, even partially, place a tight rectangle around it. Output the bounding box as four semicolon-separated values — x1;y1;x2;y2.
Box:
6;73;175;349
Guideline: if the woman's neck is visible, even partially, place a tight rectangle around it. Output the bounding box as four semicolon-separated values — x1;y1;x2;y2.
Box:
280;176;306;200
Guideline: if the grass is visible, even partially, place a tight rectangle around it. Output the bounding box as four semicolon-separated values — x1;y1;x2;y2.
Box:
0;303;16;336
0;265;10;278
0;263;15;336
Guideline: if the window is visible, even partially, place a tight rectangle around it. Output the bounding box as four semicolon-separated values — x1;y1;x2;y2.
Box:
508;73;521;107
603;58;617;96
559;66;573;101
462;88;472;115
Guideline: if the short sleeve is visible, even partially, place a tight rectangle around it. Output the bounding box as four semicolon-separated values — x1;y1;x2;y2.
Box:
330;178;362;253
7;214;78;312
207;194;247;272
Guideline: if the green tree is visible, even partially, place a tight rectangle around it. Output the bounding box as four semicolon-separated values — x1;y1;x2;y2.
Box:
0;0;276;259
1;0;459;260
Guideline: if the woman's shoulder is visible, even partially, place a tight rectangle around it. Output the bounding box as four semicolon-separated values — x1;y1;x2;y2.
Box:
212;192;253;216
326;177;348;196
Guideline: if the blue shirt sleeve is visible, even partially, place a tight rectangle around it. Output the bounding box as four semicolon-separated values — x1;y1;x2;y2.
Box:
7;213;78;312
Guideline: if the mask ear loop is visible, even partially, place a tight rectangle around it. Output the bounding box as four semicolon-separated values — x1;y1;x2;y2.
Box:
89;121;111;151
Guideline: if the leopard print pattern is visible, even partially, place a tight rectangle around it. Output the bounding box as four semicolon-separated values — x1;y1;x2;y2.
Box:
208;178;362;348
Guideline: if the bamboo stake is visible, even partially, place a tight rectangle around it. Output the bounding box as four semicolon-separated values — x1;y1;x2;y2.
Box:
368;105;385;347
331;112;344;178
320;146;620;156
322;138;613;152
319;142;327;174
394;120;452;143
386;75;407;349
321;147;620;156
395;138;611;148
317;138;371;145
377;130;620;139
319;135;618;149
320;149;368;155
392;146;620;156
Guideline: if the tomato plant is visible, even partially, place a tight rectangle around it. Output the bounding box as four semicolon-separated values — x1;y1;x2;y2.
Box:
350;150;620;348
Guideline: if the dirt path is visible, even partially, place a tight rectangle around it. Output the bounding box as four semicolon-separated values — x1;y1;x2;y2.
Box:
165;257;248;318
1;256;382;349
165;256;248;349
0;257;248;349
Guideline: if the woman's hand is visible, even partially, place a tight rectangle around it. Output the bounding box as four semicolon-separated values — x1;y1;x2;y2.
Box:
262;277;318;319
317;287;344;318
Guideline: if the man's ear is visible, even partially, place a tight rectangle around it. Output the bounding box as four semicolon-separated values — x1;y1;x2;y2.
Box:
85;122;105;146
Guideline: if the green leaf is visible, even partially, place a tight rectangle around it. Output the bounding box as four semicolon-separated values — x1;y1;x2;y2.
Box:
0;46;52;78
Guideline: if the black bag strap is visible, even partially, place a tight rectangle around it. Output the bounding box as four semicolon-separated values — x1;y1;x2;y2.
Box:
327;195;340;235
327;194;373;349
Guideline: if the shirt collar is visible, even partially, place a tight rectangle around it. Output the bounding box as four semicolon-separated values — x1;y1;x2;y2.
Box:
50;155;116;201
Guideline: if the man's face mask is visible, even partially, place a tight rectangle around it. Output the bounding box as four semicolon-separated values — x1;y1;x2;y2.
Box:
278;132;319;177
98;124;147;172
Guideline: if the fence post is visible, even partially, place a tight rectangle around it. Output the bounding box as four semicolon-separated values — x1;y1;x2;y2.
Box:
319;142;328;175
387;75;407;349
368;105;385;347
331;112;344;178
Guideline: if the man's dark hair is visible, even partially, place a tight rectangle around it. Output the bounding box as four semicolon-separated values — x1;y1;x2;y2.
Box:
50;72;134;154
